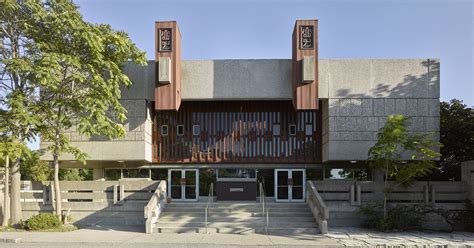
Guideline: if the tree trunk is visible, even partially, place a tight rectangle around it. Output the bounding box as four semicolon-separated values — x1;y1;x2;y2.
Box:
2;156;10;226
10;158;21;224
53;154;62;222
383;161;389;220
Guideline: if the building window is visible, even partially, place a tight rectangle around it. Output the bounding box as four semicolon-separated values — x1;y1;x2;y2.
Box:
104;169;121;180
122;169;150;179
289;124;296;136
177;125;184;136
193;125;200;136
305;124;313;136
150;169;168;181
217;169;256;180
161;125;168;136
272;124;280;136
324;168;372;181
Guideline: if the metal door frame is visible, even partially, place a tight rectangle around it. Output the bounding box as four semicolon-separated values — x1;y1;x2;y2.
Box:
274;169;306;202
167;169;199;201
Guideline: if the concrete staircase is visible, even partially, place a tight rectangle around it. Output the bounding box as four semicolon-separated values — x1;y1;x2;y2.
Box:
153;202;319;234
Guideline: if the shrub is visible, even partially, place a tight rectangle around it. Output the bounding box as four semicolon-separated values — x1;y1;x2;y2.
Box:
22;213;62;230
360;204;425;231
457;200;474;232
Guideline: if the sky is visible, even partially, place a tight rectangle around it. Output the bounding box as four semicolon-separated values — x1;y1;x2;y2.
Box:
28;0;473;149
74;0;473;103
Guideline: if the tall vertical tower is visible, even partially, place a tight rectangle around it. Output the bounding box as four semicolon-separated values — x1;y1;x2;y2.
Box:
155;21;182;111
292;20;319;110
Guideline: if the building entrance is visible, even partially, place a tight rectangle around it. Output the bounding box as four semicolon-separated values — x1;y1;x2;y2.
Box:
168;169;199;201
274;169;305;202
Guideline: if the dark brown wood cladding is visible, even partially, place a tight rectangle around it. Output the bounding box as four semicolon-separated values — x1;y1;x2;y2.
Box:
152;101;322;164
155;21;181;111
292;20;319;110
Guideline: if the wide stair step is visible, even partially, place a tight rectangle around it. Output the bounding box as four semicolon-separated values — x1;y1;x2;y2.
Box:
153;202;319;234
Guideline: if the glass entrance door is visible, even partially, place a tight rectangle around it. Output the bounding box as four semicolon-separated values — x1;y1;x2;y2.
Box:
274;169;305;202
168;169;199;201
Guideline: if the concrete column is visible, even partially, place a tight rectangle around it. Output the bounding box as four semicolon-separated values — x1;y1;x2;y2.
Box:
461;160;474;202
93;168;105;181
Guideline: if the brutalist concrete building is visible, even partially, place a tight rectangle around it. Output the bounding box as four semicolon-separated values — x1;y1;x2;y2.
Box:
41;20;440;203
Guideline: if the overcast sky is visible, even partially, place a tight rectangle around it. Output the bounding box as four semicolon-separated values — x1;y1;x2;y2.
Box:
28;0;473;149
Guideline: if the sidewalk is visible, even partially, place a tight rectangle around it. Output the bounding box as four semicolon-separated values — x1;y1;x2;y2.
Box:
1;226;473;247
0;226;340;247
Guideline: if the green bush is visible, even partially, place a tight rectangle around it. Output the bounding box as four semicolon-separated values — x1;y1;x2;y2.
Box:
459;200;474;232
360;204;425;231
22;213;62;230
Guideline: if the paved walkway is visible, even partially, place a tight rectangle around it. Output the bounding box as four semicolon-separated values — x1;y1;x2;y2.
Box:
327;227;474;247
1;226;473;247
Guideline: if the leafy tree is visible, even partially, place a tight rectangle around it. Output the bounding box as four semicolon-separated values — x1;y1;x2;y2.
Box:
1;0;146;222
0;137;31;226
1;0;43;224
59;168;92;181
24;0;145;221
368;115;441;219
432;99;474;180
20;151;51;181
20;151;92;181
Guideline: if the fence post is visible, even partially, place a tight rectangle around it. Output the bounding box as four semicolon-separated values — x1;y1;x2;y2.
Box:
350;184;355;205
113;184;118;205
350;183;361;205
119;182;125;204
356;185;361;205
43;185;51;205
430;185;436;204
423;185;429;204
49;183;55;204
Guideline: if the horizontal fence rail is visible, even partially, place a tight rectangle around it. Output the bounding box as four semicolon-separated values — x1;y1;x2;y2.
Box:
313;180;468;209
19;180;162;227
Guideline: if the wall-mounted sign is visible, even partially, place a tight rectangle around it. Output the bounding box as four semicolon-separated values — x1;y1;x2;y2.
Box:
159;28;172;52
299;25;314;49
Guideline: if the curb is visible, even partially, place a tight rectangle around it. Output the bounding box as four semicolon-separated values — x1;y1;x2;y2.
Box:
0;238;22;243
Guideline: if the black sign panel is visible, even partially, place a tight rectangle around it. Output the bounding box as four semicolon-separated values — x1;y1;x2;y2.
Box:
159;28;172;52
299;25;314;49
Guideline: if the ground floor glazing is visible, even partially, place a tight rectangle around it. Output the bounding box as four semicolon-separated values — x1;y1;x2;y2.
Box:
99;167;372;201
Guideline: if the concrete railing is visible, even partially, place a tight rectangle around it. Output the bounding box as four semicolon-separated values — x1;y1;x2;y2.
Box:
19;180;161;227
144;181;167;233
306;181;329;234
313;180;468;209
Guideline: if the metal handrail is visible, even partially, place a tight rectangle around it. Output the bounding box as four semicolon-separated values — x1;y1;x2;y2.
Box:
207;182;214;209
259;181;268;234
205;182;214;234
259;182;265;215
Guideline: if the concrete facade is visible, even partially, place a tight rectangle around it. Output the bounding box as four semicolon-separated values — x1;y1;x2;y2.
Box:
41;99;153;163
41;58;440;164
320;59;440;161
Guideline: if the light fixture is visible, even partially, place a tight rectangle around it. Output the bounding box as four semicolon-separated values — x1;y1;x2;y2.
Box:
350;161;357;164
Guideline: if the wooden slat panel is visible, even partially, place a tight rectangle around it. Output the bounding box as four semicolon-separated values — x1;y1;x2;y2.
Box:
153;101;321;163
